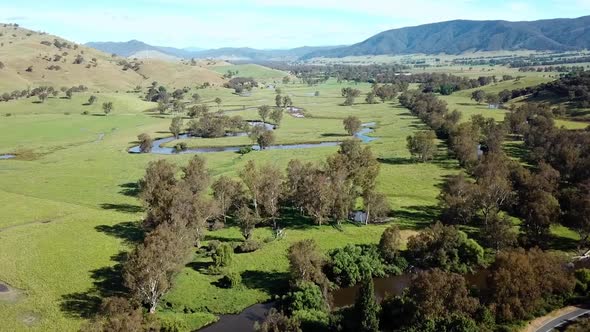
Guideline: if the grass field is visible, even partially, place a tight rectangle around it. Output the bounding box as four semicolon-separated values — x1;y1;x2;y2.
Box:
0;67;585;330
209;64;289;81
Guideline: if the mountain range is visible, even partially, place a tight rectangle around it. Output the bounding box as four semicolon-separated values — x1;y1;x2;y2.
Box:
85;41;343;61
306;16;590;58
85;15;590;61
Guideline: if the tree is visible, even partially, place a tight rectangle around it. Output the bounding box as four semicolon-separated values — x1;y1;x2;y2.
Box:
102;101;113;115
257;129;275;150
354;278;380;332
258;105;271;123
407;222;484;273
124;223;193;313
88;95;97;105
498;89;512;103
66;89;73;99
343;116;362;136
282;96;293;109
182;155;210;195
237;205;260;240
329;244;386;286
169;117;183;139
481;214;517;251
365;92;377;104
282;76;291;84
471;90;486;104
342;87;361;106
192;93;200;103
439;175;478;224
288;239;326;286
270;108;283;127
485;94;500;107
138;160;177;230
362;189;390;224
379;225;402;261
82;297;152;332
254;308;301;332
561;181;590;249
212;176;245;223
406;130;437;162
473;153;514;225
257;163;283;224
240;161;263;214
214;97;222;110
487;248;575;322
275;94;282;108
137;133;153;153
38;92;48;103
408;269;479;319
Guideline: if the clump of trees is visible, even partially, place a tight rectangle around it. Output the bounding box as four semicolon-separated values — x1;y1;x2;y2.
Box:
343;116;361;136
341;87;361;106
406;130;437;162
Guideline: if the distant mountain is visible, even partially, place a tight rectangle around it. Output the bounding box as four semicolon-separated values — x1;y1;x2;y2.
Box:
85;40;195;59
305;16;590;59
86;41;343;61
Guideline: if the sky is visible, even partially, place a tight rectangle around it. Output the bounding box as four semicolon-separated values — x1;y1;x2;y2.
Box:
0;0;589;49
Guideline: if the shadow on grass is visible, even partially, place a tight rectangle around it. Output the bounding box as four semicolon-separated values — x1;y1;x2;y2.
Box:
395;205;441;229
119;182;140;197
241;270;289;295
186;260;213;273
204;234;243;243
321;133;347;138
100;203;143;214
95;221;145;244
276;207;317;230
504;142;529;162
378;157;415;165
60;251;128;318
546;233;579;252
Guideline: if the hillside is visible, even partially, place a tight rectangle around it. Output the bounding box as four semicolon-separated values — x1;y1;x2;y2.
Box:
87;41;343;61
305;16;590;58
0;24;224;91
85;40;196;58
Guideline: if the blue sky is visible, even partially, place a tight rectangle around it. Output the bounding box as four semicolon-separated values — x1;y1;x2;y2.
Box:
0;0;588;49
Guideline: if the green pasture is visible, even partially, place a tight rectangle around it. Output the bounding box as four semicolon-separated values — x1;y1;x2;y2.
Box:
0;72;584;330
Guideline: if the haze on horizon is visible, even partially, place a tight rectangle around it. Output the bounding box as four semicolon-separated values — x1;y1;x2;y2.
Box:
0;0;589;49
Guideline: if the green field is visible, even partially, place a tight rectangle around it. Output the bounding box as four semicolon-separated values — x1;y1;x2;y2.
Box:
209;64;289;81
0;66;585;330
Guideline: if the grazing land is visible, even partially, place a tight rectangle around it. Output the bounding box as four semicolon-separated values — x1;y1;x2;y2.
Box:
1;62;586;330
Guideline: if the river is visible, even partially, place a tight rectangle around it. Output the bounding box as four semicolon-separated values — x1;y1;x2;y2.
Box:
129;122;377;155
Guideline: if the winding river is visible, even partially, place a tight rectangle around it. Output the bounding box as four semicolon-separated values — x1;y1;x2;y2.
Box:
129;122;377;155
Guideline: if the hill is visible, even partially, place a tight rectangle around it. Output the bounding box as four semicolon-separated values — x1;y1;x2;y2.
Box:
305;16;590;58
87;40;343;61
0;24;224;92
85;40;196;59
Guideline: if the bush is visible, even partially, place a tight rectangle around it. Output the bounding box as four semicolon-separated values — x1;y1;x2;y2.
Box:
575;269;590;294
238;146;253;155
212;242;233;268
328;244;386;286
236;239;261;253
173;142;188;152
219;270;242;289
159;316;189;332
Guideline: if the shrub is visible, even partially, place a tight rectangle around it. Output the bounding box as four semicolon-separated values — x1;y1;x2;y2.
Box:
159;316;189;332
236;239;261;253
238;146;253;155
212;242;233;268
81;110;89;115
219;270;242;289
328;244;386;286
173;142;188;152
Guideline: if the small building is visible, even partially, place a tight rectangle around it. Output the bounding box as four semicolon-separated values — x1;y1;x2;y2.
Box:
350;211;368;223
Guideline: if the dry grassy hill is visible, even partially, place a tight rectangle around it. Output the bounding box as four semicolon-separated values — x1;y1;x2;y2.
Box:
0;23;224;92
